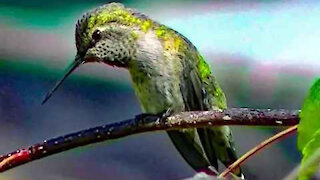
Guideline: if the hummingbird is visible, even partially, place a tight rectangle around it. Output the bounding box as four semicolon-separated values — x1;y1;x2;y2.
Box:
42;3;243;177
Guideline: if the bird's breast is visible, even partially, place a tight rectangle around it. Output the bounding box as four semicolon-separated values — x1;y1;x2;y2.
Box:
129;69;185;114
128;30;186;114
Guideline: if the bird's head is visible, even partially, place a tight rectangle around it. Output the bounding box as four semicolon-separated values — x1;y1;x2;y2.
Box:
42;3;155;104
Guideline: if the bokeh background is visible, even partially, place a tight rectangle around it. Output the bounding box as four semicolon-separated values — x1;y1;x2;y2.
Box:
0;0;319;179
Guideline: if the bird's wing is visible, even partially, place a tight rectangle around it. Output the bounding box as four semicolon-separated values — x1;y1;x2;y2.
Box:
192;55;243;176
167;60;214;174
165;28;242;176
188;67;220;170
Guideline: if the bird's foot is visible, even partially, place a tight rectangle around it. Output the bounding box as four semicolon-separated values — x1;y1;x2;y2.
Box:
162;108;173;118
156;108;174;125
134;113;158;127
134;109;174;127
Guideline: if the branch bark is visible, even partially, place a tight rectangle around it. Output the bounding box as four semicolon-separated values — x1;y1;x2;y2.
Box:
0;108;300;173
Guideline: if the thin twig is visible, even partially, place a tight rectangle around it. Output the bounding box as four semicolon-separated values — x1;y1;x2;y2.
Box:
0;108;300;173
219;125;298;178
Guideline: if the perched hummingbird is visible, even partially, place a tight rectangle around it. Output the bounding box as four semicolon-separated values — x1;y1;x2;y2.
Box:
42;3;243;177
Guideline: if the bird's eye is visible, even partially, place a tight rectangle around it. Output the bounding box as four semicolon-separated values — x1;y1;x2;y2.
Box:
92;30;102;41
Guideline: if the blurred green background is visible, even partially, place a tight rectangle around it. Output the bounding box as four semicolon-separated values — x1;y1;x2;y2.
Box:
0;0;319;179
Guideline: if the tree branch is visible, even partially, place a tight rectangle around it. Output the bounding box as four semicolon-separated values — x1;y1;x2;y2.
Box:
0;108;299;173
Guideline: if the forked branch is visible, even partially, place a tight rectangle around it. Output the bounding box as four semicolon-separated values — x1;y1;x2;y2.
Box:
0;108;299;173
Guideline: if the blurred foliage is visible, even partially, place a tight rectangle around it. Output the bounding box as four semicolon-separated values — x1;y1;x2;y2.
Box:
299;130;320;180
0;0;206;28
297;78;320;179
0;59;130;91
298;79;320;151
0;0;120;28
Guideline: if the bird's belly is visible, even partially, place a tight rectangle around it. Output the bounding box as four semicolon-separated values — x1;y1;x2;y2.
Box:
131;77;185;114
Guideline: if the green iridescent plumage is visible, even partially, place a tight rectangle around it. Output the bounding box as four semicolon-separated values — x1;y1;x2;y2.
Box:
43;3;243;177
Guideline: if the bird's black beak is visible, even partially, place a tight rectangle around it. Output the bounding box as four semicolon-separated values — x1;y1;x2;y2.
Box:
42;56;84;105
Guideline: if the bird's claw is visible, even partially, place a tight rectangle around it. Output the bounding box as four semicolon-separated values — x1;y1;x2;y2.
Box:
134;113;157;127
134;108;174;127
162;108;173;119
156;108;174;125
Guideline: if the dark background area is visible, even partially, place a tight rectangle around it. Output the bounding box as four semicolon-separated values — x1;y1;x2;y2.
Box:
0;0;319;179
